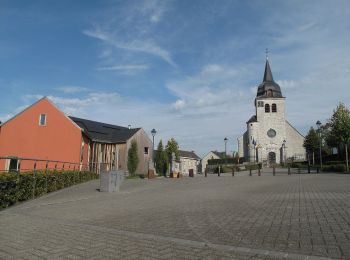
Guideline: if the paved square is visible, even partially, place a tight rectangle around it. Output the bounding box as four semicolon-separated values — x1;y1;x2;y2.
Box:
1;170;350;259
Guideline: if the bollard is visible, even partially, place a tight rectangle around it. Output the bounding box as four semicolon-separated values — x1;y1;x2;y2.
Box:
45;162;49;193
308;165;310;174
288;165;291;175
33;161;37;199
218;165;221;177
232;168;235;177
273;166;275;176
205;169;207;177
249;168;252;176
258;168;261;176
317;167;319;173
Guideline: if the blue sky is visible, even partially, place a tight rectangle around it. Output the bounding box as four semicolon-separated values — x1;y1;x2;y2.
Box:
1;0;350;156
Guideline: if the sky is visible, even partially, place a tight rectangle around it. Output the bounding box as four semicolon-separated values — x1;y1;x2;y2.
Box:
0;0;350;157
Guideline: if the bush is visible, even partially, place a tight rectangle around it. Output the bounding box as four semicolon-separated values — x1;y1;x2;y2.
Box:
213;165;232;173
322;164;347;172
0;170;98;209
245;163;261;170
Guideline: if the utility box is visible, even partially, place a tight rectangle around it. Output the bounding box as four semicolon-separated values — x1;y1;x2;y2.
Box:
100;171;124;192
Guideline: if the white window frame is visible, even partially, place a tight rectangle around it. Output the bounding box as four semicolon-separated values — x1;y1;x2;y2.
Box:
39;114;47;126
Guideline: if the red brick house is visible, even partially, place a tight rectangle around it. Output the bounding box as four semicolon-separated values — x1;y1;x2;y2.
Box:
0;97;153;174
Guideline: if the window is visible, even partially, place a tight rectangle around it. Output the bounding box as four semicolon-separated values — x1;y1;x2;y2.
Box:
272;103;277;112
257;101;264;107
39;114;46;126
9;159;18;172
265;104;270;113
144;147;149;155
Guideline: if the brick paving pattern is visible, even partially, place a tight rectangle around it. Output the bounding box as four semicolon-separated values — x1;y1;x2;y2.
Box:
1;169;349;259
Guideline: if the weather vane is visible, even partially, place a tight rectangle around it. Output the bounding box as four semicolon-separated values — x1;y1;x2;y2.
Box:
265;48;269;60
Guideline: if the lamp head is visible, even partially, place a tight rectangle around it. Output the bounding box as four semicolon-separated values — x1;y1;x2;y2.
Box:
151;128;157;137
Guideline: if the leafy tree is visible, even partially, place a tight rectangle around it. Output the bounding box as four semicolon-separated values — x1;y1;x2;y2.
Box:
303;127;319;165
127;140;139;176
155;140;168;176
165;138;180;162
328;103;350;171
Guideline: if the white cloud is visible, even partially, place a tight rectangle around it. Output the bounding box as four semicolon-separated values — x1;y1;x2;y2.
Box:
57;86;88;94
83;0;175;68
167;64;251;110
83;28;176;67
97;64;150;71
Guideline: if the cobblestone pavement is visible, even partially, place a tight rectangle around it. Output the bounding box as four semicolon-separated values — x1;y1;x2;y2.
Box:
1;169;350;259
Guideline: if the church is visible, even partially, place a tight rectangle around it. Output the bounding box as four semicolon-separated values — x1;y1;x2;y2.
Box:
238;58;306;165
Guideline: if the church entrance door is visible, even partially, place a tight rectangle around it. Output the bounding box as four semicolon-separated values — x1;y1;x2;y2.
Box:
268;152;276;165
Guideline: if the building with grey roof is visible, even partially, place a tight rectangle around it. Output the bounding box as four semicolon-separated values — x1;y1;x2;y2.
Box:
238;59;306;165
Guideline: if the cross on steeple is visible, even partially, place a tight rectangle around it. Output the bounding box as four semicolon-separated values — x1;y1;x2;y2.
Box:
265;48;269;60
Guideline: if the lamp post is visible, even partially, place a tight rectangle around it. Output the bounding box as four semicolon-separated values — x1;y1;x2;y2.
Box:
151;128;157;163
316;120;322;170
224;137;228;166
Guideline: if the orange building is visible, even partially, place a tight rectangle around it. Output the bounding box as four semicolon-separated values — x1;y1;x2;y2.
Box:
0;97;89;171
0;97;153;174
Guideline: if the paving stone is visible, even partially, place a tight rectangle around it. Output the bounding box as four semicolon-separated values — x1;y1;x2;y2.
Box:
1;171;350;259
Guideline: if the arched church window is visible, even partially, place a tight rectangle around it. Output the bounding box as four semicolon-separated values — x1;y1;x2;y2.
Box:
265;104;270;113
272;103;277;112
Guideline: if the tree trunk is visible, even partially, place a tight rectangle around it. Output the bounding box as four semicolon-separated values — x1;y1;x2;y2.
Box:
312;151;315;165
346;143;349;172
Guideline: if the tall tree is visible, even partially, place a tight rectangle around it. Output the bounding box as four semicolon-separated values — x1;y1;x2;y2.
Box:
155;140;168;176
329;103;350;171
303;127;319;165
127;140;139;176
165;138;180;162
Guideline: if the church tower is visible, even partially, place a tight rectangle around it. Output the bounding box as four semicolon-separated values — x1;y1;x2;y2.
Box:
238;56;305;165
246;59;287;164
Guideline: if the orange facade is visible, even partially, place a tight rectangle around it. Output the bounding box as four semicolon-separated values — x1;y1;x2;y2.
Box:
0;98;89;171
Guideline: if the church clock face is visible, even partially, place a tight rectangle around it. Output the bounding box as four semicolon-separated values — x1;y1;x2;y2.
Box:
267;128;276;138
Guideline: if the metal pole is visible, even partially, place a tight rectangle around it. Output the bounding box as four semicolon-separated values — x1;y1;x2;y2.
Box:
319;131;323;171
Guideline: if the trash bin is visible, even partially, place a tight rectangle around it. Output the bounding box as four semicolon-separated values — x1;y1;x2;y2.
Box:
100;170;124;192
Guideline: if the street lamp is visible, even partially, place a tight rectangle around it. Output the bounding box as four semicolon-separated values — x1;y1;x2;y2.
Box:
316;120;322;170
151;128;157;162
224;137;228;165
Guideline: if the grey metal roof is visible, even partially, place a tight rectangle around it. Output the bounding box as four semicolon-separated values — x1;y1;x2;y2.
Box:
256;60;283;98
211;151;225;159
246;115;257;124
179;150;200;160
69;116;140;144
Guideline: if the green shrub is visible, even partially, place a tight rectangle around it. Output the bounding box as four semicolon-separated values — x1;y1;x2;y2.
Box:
322;164;346;172
245;163;261;170
0;170;98;209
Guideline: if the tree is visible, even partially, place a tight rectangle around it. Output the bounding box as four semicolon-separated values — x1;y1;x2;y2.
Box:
127;140;139;176
155;140;168;176
165;138;180;162
303;127;319;165
329;103;350;171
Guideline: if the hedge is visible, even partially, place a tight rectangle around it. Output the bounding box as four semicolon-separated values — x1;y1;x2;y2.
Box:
208;158;237;165
0;170;98;209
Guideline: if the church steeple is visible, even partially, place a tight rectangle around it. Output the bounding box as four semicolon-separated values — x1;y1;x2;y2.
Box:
256;57;283;98
263;60;274;82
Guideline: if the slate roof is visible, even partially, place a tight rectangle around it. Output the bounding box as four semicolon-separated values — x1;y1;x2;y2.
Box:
246;115;257;124
256;60;283;98
179;150;200;160
211;151;225;159
69;116;140;144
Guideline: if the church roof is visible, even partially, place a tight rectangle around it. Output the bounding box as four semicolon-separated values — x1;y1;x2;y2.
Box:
246;115;257;124
256;60;283;98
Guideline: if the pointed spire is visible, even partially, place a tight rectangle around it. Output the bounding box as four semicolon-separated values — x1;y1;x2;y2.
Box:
263;60;274;82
